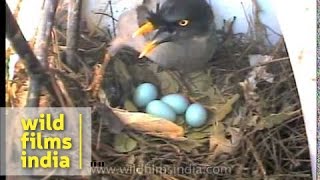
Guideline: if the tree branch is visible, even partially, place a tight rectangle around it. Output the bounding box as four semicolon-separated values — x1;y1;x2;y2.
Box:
6;2;59;107
65;0;82;71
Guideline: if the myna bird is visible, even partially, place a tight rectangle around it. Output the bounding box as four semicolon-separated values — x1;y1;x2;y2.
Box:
108;0;217;73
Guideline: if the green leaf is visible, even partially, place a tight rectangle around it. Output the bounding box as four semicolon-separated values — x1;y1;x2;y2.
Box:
214;94;240;122
113;134;138;153
257;110;301;130
124;99;138;112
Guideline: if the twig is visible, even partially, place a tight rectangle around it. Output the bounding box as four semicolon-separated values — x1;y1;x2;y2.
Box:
241;2;253;36
108;0;117;36
66;0;82;71
236;56;290;73
56;78;75;107
235;42;254;62
28;0;59;106
89;1;110;37
34;0;59;68
92;151;103;162
270;37;285;57
48;73;67;107
265;24;282;37
252;0;271;47
50;69;91;107
85;53;111;97
94;12;118;22
246;139;267;177
53;27;67;40
51;29;63;69
96;116;103;151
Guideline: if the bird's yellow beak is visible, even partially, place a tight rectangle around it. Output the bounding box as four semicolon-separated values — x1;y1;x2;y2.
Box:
132;21;155;38
132;21;158;58
138;40;157;58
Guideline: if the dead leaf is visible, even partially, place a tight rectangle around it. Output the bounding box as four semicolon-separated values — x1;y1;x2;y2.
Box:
247;115;260;127
231;107;246;126
247;54;275;87
112;108;186;140
248;54;272;66
239;55;275;113
239;80;261;114
209;122;242;159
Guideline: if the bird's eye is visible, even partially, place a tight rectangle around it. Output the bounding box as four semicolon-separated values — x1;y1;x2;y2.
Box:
178;19;189;26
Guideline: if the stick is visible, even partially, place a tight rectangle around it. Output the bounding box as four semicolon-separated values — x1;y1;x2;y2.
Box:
66;0;82;71
28;0;59;106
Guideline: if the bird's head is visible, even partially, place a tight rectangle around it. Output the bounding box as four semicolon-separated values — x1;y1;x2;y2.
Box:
133;0;214;58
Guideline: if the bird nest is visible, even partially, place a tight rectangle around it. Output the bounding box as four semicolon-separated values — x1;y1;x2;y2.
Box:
5;1;311;179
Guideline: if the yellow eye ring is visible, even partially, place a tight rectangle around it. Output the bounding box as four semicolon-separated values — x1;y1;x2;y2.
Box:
178;19;189;26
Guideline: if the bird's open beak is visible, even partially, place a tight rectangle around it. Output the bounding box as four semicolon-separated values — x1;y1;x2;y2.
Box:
132;21;155;38
138;40;158;58
132;21;171;58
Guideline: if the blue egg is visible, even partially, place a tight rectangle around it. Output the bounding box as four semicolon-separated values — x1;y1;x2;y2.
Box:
161;94;189;114
185;103;207;127
133;83;158;108
146;100;176;121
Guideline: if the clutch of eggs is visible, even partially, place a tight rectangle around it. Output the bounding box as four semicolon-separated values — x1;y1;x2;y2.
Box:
133;83;208;127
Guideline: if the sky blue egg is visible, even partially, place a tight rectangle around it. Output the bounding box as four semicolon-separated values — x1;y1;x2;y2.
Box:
133;83;158;108
185;103;207;128
146;100;176;121
161;94;189;114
